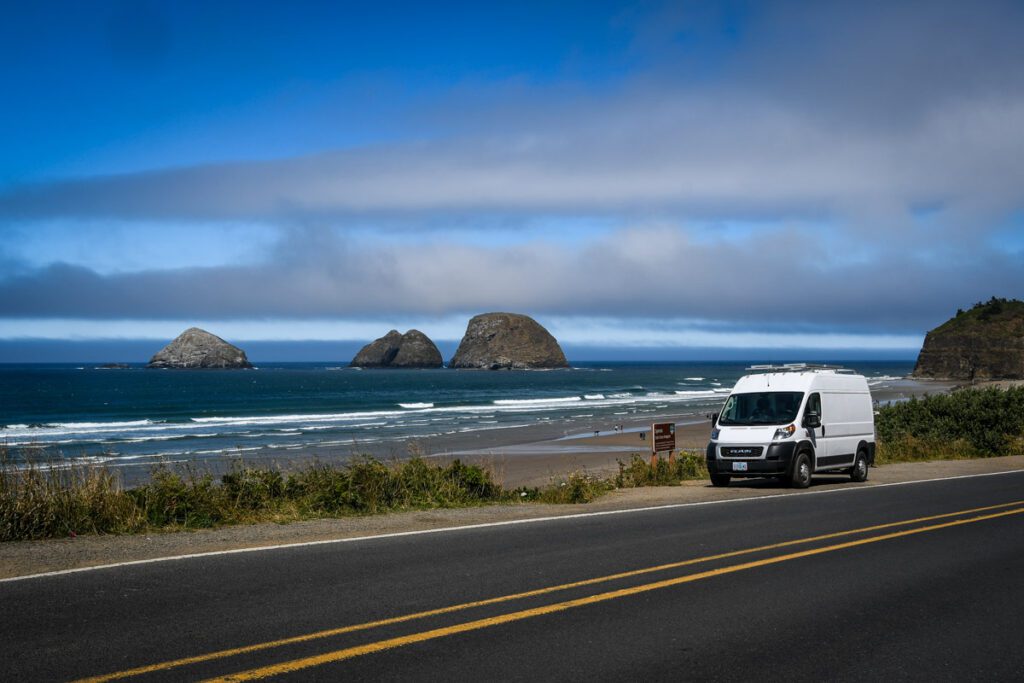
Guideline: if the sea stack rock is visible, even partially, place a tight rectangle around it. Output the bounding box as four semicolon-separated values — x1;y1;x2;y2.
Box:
350;329;443;368
449;313;569;370
912;298;1024;380
147;328;253;369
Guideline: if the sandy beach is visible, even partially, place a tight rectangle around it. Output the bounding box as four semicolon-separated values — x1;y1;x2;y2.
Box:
421;419;711;488
415;379;958;488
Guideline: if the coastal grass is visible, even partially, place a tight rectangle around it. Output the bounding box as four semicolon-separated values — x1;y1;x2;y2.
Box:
0;454;510;542
0;450;143;541
511;451;710;505
515;471;615;505
1;448;712;542
615;452;708;487
128;456;507;530
875;386;1024;464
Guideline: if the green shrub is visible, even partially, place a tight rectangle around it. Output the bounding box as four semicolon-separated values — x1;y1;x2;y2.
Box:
876;387;1024;458
615;452;708;487
129;465;226;528
221;466;285;510
535;471;613;504
281;457;503;515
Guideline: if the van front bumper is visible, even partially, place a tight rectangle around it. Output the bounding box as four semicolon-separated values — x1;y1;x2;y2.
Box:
706;441;798;477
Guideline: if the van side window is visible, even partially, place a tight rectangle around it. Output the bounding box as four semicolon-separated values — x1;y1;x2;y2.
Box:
807;392;821;417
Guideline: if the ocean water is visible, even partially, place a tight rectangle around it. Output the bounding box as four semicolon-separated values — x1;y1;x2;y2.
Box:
0;361;912;467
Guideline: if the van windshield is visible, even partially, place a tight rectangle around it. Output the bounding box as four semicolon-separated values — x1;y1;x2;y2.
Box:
718;392;804;426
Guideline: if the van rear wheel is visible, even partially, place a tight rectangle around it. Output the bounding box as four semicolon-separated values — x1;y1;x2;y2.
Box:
709;472;731;487
790;452;812;489
850;450;869;482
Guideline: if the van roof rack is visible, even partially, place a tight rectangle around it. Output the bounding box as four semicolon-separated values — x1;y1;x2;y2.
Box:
745;363;855;374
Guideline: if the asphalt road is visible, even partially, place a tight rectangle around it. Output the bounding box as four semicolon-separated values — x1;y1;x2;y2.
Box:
3;471;1024;682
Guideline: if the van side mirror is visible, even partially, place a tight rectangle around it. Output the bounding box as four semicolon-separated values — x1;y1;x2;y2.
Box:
804;412;821;429
708;412;719;426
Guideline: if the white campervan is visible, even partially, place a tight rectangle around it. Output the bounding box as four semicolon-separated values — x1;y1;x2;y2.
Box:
706;364;876;488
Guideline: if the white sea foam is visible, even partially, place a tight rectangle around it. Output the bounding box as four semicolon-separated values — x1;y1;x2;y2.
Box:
119;435;193;443
684;377;705;381
399;402;434;409
1;419;164;439
189;411;406;426
583;394;606;400
55;420;156;430
493;396;583;407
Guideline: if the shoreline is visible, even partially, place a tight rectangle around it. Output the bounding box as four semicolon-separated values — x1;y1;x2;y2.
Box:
6;377;962;489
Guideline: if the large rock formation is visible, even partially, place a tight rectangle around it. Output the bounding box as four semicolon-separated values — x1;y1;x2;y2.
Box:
912;298;1024;380
147;328;253;369
449;313;569;370
350;329;443;368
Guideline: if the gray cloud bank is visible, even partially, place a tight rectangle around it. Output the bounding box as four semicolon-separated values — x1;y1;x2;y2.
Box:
1;226;1019;334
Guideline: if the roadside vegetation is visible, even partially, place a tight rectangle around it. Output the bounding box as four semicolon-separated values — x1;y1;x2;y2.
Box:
615;452;708;487
0;447;714;542
1;453;511;542
875;386;1024;463
5;387;1023;542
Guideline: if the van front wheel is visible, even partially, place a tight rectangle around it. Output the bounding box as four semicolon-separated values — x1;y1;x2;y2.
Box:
790;452;812;489
850;451;869;482
709;472;731;487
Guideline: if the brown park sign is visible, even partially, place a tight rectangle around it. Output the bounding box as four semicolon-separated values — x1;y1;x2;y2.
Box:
652;422;676;453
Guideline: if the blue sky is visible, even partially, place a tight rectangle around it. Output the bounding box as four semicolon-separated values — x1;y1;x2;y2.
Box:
1;1;1022;361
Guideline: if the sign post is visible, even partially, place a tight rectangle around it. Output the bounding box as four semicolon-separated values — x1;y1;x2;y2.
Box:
651;422;676;466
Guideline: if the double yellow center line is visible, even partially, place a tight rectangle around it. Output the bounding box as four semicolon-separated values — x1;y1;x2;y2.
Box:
78;500;1024;682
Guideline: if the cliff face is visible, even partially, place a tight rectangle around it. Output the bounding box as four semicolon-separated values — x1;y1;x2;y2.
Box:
912;298;1024;380
449;313;569;370
350;330;443;368
147;328;253;369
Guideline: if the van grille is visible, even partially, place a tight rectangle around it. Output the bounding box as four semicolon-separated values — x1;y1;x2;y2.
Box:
721;446;763;458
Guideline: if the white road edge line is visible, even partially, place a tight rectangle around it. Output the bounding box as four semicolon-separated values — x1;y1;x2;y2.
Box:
3;468;1022;584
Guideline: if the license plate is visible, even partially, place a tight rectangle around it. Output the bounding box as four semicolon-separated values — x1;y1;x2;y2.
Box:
732;462;748;472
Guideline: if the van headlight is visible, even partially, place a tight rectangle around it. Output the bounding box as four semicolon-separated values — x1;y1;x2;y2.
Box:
711;428;720;440
773;424;796;440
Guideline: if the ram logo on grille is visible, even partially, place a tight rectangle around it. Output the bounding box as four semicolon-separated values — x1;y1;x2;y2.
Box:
722;446;763;457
